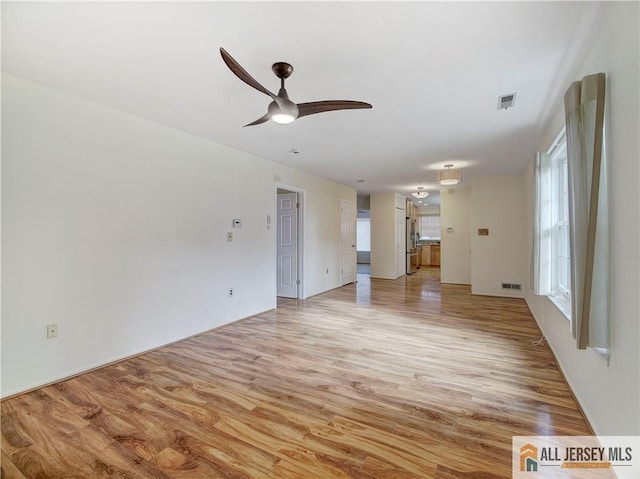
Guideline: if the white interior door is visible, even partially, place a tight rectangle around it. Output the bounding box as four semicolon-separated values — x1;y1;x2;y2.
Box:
341;200;356;285
277;193;298;298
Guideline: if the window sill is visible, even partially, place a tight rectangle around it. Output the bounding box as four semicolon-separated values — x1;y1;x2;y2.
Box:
549;293;571;321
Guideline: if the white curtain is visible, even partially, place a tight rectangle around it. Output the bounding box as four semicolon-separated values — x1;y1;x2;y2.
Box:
564;73;609;351
533;151;552;296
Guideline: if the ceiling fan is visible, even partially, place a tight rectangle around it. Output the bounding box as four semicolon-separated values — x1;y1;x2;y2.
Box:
220;48;372;127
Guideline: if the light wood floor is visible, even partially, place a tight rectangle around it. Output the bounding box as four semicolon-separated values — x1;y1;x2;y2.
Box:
2;268;591;478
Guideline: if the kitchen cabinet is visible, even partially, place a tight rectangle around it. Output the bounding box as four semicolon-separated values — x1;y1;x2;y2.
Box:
431;245;441;266
421;245;431;266
420;244;440;266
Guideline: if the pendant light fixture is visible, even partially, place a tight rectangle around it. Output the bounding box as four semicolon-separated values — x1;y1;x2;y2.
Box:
437;164;462;186
411;186;429;199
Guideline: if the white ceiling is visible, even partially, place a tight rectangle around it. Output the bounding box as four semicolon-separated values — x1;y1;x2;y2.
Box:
2;1;600;206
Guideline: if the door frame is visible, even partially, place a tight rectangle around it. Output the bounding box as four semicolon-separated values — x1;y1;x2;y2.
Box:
275;183;304;299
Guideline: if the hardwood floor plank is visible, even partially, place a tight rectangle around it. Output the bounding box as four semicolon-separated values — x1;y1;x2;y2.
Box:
214;412;365;479
7;445;82;479
360;455;433;479
0;451;27;479
1;268;594;478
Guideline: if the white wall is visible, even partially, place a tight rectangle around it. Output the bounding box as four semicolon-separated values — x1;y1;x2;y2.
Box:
275;174;356;298
416;204;439;216
1;75;355;396
469;175;527;297
440;186;471;284
370;192;405;279
441;176;527;295
524;2;639;435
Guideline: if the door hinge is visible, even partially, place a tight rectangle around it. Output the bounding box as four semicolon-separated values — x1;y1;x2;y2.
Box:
296;203;300;208
296;279;300;285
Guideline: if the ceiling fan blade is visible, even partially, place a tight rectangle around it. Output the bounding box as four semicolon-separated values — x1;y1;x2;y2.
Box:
220;48;281;103
243;112;271;128
296;100;372;119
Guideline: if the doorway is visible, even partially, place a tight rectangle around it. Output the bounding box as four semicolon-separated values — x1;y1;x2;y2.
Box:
356;209;371;275
276;187;303;298
341;199;357;285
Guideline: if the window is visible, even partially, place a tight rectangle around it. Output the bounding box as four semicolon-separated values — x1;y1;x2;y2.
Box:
534;129;571;318
418;215;441;240
550;135;571;301
535;73;608;357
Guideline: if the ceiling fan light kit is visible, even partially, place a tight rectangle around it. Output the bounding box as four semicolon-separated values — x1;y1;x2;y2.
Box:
220;48;372;127
269;103;297;124
437;164;462;186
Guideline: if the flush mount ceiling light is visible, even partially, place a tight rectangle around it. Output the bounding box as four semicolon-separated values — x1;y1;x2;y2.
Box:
411;186;429;199
437;164;462;186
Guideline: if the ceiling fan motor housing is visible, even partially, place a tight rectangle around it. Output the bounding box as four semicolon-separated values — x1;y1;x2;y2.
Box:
272;62;294;79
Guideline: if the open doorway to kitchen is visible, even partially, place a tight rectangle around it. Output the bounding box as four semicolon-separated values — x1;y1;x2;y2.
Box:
417;209;441;270
276;186;303;298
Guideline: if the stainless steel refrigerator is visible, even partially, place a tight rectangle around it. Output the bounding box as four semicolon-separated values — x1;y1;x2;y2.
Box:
406;217;418;274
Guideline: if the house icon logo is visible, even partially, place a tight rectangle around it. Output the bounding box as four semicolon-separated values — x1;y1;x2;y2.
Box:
520;443;538;472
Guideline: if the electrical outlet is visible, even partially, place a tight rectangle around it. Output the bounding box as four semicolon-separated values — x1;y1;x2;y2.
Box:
228;288;233;297
47;323;58;339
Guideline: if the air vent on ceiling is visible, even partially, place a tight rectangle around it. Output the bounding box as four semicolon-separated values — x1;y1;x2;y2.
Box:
498;92;517;110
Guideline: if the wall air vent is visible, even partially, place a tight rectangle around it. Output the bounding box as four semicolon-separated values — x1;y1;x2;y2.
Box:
498;92;517;110
501;283;522;291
